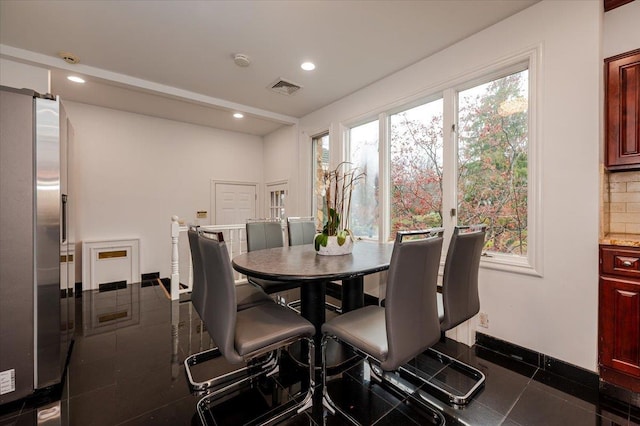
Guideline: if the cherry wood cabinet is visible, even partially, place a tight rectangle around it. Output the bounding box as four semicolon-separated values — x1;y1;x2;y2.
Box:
604;0;635;12
605;49;640;171
599;245;640;392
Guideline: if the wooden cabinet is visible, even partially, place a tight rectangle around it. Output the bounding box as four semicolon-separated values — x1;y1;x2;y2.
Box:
599;245;640;392
604;0;635;12
605;49;640;171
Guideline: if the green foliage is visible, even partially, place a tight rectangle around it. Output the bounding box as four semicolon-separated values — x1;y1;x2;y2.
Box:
314;233;327;251
457;71;528;255
390;70;529;254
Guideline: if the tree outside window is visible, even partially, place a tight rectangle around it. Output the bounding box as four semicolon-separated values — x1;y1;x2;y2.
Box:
349;121;379;239
390;99;444;237
458;70;528;255
385;69;528;255
313;133;330;229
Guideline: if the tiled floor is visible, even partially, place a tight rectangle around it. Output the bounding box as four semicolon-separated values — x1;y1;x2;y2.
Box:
1;282;638;425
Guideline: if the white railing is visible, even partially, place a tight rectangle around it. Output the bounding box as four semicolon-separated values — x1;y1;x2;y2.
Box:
170;216;250;300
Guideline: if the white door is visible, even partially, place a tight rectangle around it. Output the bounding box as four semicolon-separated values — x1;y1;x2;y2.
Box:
212;182;257;224
265;181;288;219
211;182;257;260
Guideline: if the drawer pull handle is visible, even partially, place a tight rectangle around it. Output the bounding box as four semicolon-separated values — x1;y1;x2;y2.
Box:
622;260;632;267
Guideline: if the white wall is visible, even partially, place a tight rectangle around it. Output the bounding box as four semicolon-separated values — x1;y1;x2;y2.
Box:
63;101;264;280
603;1;640;58
297;0;601;371
0;58;50;94
263;124;302;216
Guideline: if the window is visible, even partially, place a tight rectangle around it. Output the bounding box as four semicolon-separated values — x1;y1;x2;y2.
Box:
266;182;287;219
390;99;444;234
457;69;529;256
349;120;379;239
341;56;538;274
313;133;330;228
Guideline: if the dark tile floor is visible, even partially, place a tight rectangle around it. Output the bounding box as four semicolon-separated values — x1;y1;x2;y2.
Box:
1;282;638;425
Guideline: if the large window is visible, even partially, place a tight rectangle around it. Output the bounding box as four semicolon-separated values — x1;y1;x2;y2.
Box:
349;121;379;239
457;70;529;256
390;99;444;234
342;59;537;274
313;133;330;228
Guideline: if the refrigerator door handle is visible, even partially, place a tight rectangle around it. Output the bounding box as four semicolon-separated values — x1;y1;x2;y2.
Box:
61;194;67;243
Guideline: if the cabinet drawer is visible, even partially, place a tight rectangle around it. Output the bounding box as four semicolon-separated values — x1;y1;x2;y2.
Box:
601;246;640;278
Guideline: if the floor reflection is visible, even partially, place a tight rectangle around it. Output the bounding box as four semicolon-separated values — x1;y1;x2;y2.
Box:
0;282;637;426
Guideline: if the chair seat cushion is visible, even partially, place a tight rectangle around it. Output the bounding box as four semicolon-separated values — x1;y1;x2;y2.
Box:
248;277;301;294
236;282;272;311
437;293;444;324
322;305;388;362
235;302;315;357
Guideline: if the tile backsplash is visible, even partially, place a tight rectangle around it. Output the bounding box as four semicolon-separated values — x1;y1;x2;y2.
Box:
604;170;640;235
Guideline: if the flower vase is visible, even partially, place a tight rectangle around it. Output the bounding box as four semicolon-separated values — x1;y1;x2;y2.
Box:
315;235;353;256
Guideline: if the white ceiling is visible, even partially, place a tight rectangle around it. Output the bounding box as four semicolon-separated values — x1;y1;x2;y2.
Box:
0;0;538;136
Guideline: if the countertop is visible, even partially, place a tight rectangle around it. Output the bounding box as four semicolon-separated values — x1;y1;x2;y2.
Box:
600;233;640;247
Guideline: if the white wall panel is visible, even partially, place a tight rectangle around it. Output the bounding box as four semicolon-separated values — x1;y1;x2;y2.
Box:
603;1;640;58
263;124;301;216
0;58;50;94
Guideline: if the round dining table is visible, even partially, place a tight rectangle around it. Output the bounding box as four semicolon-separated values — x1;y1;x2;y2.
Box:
232;240;394;364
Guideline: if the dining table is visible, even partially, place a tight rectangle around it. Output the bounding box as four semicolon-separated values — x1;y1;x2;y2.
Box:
232;240;394;365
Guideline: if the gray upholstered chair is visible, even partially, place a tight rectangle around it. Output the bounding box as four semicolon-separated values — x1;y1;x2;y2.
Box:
192;231;316;424
184;227;273;391
188;227;271;315
321;228;445;424
401;224;487;406
245;219;301;297
286;216;317;246
286;217;341;314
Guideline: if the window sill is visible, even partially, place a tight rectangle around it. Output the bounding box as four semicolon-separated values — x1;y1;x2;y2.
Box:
480;254;542;277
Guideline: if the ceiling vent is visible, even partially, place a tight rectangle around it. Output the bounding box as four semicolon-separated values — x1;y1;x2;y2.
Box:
269;78;302;96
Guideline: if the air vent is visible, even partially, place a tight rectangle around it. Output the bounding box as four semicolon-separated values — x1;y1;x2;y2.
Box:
269;78;302;96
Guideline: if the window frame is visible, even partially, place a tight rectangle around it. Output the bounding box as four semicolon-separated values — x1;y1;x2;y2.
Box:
311;131;330;228
265;181;288;220
341;47;542;276
345;118;382;241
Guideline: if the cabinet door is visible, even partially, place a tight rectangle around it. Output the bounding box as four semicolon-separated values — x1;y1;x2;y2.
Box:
606;49;640;170
599;276;640;378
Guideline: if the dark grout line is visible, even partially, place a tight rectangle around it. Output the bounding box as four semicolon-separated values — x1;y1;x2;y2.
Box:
500;368;539;425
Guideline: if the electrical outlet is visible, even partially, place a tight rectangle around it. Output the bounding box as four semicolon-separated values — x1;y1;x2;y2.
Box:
479;312;489;328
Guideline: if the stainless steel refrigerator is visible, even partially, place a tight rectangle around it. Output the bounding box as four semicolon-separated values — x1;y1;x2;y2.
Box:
0;86;74;404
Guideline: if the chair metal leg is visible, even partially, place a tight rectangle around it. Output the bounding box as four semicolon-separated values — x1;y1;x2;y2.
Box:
196;338;316;426
295;337;316;414
321;335;368;426
399;347;486;406
184;346;278;392
287;299;341;314
321;336;336;415
322;337;446;425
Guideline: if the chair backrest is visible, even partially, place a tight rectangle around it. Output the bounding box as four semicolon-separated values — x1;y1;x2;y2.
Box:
187;227;207;319
383;228;444;371
287;217;316;246
198;232;243;363
440;225;486;331
246;219;284;252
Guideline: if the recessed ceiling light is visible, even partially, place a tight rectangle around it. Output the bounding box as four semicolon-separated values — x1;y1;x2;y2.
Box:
233;113;244;119
67;76;85;84
301;62;316;71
